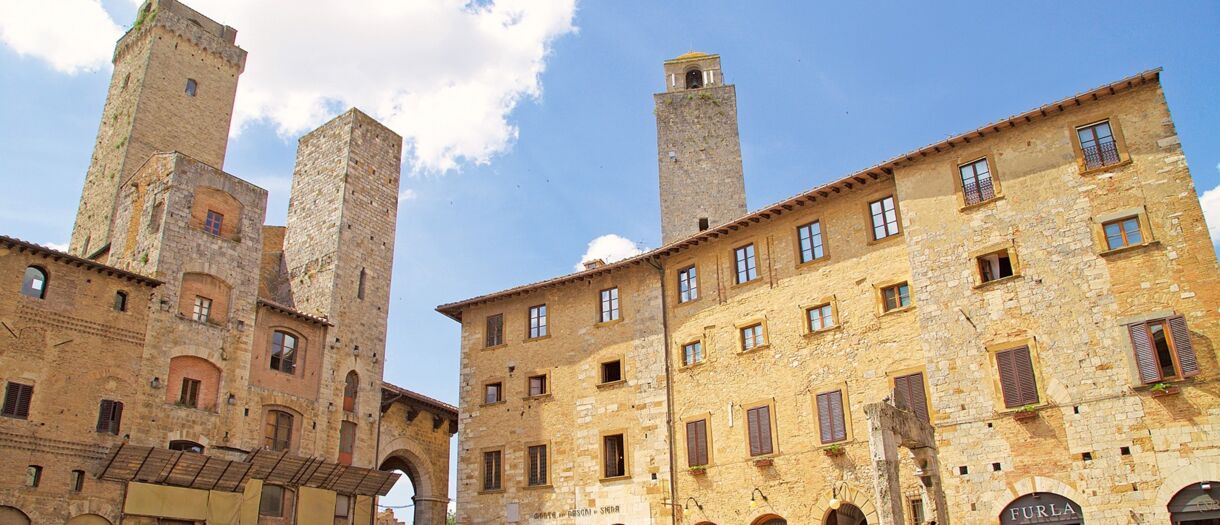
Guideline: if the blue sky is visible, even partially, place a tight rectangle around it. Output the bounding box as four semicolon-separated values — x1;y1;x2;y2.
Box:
1;0;1217;519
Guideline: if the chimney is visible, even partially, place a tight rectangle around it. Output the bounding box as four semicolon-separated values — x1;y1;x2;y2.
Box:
583;259;606;271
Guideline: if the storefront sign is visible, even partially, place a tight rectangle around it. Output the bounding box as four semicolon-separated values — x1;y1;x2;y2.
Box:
530;505;621;520
1000;493;1082;525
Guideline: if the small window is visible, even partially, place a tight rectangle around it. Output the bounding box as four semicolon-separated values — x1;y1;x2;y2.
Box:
185;78;198;97
682;341;703;366
2;382;33;419
270;331;298;374
685;419;709;467
815;390;847;444
26;465;42;487
192;296;212;323
599;288;620;323
746;405;773;456
698;217;710;231
870;196;900;240
21;266;47;299
338;421;356;465
603;434;626;478
678;266;698;303
259;485;285;516
806;304;834;332
892;372;930;422
1077;120;1120;169
70;469;85;492
357;267;366;300
527;444;548;486
797;221;825;263
528;305;547;339
178;378;200;408
485;314;503;347
169;440;204;453
527;375;548;397
482;450;503;491
601;360;623;384
740;323;765;351
265;410;293;451
1128;316;1199;384
977;250;1015;283
685;69;703;89
910;498;926;525
1103;217;1143;250
203;210;223;236
995;346;1039;409
484;382;503;404
734;244;758;283
881;283;911;312
343;371;358;412
959;158;996;205
114;291;128;312
96;399;123;434
334;495;351;518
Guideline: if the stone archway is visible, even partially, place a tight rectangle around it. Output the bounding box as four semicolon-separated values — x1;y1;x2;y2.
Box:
380;447;441;525
0;506;30;525
751;514;787;525
65;514;112;525
378;382;458;525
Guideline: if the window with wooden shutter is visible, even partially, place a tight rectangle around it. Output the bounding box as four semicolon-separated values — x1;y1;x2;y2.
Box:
685;419;709;467
96;400;123;434
603;434;626;478
482;450;502;491
815;391;848;444
527;445;548;486
746;405;773;456
2;382;33;419
1128;315;1198;383
893;373;929;422
995;346;1039;408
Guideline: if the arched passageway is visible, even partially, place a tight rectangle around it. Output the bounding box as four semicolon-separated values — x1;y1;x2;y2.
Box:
1169;481;1220;524
0;506;30;525
825;503;868;525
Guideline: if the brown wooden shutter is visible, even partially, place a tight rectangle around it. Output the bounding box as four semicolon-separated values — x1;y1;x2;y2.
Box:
1127;322;1161;384
816;393;834;444
7;383;33;419
111;402;123;434
1168;315;1199;377
685;421;699;466
694;420;708;466
996;347;1039;408
895;373;930;422
752;406;773;455
746;408;762;456
828;391;847;442
96;400;111;432
1012;346;1039;406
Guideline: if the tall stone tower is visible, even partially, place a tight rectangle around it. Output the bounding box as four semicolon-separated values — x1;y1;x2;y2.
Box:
283;109;402;467
70;0;246;258
654;52;747;244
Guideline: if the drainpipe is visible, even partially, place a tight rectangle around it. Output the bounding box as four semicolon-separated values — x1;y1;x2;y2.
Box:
648;257;679;525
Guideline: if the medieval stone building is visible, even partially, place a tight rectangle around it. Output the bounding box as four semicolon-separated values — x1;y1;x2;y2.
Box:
440;53;1220;524
0;1;455;524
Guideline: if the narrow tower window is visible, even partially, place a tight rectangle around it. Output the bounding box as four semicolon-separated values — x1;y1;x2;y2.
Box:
185;78;198;97
685;69;703;89
357;268;366;300
114;291;128;312
698;217;709;231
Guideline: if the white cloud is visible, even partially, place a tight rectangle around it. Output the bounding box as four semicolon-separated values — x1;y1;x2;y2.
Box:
45;242;69;252
0;0;123;74
1200;184;1220;246
576;234;645;271
398;189;418;203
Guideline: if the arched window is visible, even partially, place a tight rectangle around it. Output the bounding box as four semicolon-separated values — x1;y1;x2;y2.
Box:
114;291;128;312
21;266;47;299
343;371;358;412
265;410;293;451
168;440;204;453
685;69;703;89
270;331;298;374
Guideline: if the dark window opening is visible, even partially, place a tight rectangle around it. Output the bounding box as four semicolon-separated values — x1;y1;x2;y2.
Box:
114;291;128;312
685;69;703;89
26;465;42;487
343;371;358;411
96;399;123;434
178;378;200;408
978;251;1014;283
357;267;366;300
482;450;502;490
601;360;623;384
338;421;356;465
185;78;198;97
528;375;548;396
70;469;85;492
21;266;47;299
603;434;626;478
2;382;34;419
169;440;204;453
265;410;293;451
698;217;709;231
259;485;285;516
527;444;548;486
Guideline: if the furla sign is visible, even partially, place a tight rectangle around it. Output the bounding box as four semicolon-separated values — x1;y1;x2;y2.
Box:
1000;493;1083;525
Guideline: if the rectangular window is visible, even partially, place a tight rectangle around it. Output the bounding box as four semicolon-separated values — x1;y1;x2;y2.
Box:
959;158;996;205
797;221;825;263
740;323;765;351
807;304;834;332
677;265;698;303
114;291;128;312
259;485;284;516
909;498;926;525
816;390;848;444
2;382;33;419
977;251;1015;283
528;304;547;339
603;434;626;478
484;382;503;404
881;283;911;312
26;465;41;487
334;495;350;518
1103;217;1143;250
1078;120;1120;169
527;375;548;397
746;405;774;456
485;314;504;347
482;450;502;491
995;346;1039;408
601;360;623;384
892;372;930;422
179;378;200;408
203;210;223;236
1128;316;1199;384
265;411;293;452
96;399;123;434
599;288;620;323
527;444;548;486
70;470;85;492
685;419;709;467
357;268;366;300
682;341;703;366
734;244;758;283
185;78;198;97
870;196;900;240
192;296;212;323
338;421;356;465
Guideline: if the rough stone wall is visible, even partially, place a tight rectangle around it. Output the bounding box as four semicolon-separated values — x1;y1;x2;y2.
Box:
454;265;672;525
248;306;326;402
655;78;747;244
0;246;155;524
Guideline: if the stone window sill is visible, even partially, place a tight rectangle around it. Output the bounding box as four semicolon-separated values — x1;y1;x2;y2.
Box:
739;344;771;355
678;360;707;371
477;488;505;495
731;276;765;290
675;295;704;308
866;231;903;247
879;305;915;317
959;194;1005;212
481;343;507;351
795;254;831;270
974;274;1021;290
1099;240;1160;258
1079;158;1133;177
596;379;627;390
804;324;842;338
479;400;506;408
599;475;631;483
523;483;553;491
595;318;624;329
523;334;551;344
522;393;552;401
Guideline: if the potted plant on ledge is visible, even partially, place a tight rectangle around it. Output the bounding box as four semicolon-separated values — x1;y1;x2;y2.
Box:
688;465;707;475
1012;404;1038;421
823;444;846;457
1150;382;1180;398
753;457;773;468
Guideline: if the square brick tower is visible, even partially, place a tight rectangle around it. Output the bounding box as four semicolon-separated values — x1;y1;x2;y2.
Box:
70;0;246;258
655;52;747;244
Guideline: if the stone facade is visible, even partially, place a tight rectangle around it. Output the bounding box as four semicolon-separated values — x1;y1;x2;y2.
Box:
440;56;1219;525
0;1;456;524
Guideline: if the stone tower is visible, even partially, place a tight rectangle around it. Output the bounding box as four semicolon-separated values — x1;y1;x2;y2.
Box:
70;0;246;258
283;109;402;467
654;52;747;244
